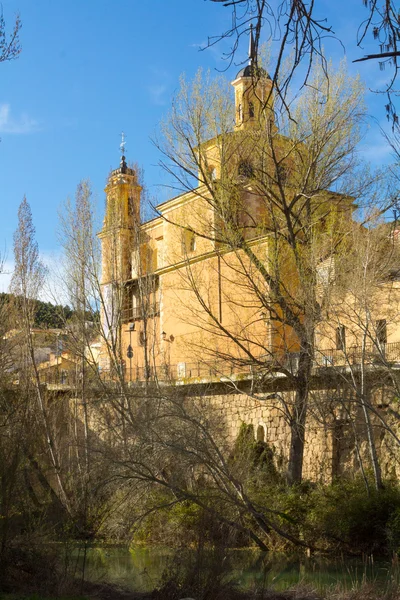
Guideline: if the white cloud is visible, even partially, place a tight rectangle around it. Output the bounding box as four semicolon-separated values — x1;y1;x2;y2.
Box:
0;260;13;294
0;252;68;305
0;103;39;134
189;40;220;60
146;67;171;106
148;84;168;106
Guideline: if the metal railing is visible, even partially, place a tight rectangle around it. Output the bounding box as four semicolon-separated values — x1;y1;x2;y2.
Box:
37;341;400;387
315;341;400;368
39;369;80;386
121;302;160;323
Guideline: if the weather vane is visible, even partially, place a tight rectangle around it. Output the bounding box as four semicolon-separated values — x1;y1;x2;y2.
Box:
120;131;126;156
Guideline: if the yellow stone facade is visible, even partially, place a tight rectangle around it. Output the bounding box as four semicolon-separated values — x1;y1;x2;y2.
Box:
95;61;400;482
98;65;400;393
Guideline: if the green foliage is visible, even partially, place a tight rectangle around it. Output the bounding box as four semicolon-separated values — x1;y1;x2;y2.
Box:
230;422;281;485
134;494;203;547
227;425;400;555
132;486;247;549
251;476;400;554
0;293;99;330
305;477;400;554
33;299;73;329
124;424;400;556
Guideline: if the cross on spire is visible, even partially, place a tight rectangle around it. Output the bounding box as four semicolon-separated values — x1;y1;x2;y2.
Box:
119;131;127;173
120;131;126;157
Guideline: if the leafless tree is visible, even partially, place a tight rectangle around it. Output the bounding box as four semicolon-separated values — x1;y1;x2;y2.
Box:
207;0;400;126
315;217;400;490
0;8;21;64
154;61;393;484
10;197;71;514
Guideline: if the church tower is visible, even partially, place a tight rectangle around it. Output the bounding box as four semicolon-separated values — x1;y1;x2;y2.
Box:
99;141;142;286
231;25;274;130
98;139;142;352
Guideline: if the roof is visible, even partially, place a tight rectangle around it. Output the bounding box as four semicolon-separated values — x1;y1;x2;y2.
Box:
235;64;270;80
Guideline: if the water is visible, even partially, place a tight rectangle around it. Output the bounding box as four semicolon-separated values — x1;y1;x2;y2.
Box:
72;546;397;593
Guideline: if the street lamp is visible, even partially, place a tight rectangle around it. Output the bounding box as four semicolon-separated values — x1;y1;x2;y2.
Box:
126;323;135;382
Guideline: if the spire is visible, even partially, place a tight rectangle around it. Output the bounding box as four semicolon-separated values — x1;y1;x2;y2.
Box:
248;23;256;67
120;131;127;173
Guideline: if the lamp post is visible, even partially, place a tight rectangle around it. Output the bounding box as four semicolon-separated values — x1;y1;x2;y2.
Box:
56;331;61;384
126;323;135;382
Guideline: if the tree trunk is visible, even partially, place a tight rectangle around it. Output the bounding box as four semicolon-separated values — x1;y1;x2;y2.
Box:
287;343;312;485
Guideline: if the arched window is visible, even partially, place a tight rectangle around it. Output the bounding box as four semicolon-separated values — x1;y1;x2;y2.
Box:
238;160;254;178
249;101;255;118
256;424;265;442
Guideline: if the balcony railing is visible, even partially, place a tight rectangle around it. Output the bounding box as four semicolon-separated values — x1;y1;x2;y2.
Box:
314;341;400;368
121;302;160;323
36;341;400;388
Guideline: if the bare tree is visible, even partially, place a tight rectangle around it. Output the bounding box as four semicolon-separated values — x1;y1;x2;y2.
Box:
316;217;400;489
207;0;400;126
10;197;71;514
206;1;332;110
59;181;97;473
154;61;391;484
54;171;320;551
0;8;21;64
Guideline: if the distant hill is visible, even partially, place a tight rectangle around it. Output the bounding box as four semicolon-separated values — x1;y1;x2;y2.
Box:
0;293;73;329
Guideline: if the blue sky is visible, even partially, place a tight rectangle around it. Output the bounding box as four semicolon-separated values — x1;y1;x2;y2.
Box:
0;0;396;293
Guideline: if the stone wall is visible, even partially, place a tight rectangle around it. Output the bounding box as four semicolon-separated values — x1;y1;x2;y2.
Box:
202;387;334;481
52;376;400;483
197;382;400;482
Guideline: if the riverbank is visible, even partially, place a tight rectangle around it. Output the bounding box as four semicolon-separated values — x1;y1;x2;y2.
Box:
2;542;398;600
2;580;399;600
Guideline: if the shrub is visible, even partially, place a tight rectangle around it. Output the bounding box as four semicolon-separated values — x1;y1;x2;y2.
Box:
305;477;400;554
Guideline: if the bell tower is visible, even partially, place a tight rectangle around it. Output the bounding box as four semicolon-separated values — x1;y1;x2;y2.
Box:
99;137;142;287
231;24;274;130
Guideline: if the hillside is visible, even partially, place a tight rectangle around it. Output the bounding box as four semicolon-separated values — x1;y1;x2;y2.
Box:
0;292;74;329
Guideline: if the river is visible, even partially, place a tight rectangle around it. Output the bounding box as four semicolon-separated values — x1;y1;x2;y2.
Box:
71;546;398;594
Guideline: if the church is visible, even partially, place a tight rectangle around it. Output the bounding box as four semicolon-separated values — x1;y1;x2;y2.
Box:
96;34;400;481
98;38;400;391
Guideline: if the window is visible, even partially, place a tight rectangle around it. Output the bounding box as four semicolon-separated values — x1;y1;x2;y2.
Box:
122;284;137;323
128;196;135;217
249;101;255;118
238;160;254;178
156;237;163;269
189;232;196;252
336;325;346;351
238;103;243;122
182;230;196;255
139;331;145;346
376;319;387;344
